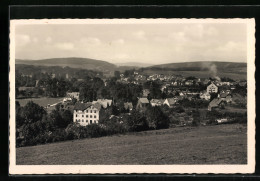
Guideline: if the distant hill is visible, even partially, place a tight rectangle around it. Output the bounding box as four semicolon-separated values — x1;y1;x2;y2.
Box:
116;62;154;67
15;58;247;80
143;61;247;80
16;57;117;73
149;61;246;71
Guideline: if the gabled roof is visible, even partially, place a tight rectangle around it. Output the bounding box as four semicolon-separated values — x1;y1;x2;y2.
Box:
165;98;176;105
74;102;92;111
208;82;217;87
74;102;102;111
139;98;149;104
220;92;230;98
209;98;223;107
124;102;133;109
150;99;164;104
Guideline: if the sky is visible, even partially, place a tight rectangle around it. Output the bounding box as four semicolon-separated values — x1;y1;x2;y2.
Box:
15;22;247;64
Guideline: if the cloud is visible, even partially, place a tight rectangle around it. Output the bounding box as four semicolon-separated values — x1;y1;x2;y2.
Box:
168;32;187;42
16;34;30;46
114;53;130;60
80;37;101;46
55;43;75;50
206;27;218;36
45;37;52;43
133;30;146;40
112;39;125;45
216;41;245;52
32;37;38;43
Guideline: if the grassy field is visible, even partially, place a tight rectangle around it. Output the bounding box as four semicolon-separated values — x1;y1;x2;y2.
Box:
16;124;247;165
16;97;64;107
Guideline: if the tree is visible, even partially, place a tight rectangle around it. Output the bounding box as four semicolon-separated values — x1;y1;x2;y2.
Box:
126;109;149;132
114;71;120;79
21;101;47;124
145;106;170;129
49;110;65;128
61;110;73;128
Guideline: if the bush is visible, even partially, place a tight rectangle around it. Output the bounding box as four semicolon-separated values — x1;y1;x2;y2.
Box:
145;106;170;129
126;110;149;132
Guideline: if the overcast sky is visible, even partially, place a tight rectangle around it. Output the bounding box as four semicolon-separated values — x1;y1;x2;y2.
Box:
15;23;247;64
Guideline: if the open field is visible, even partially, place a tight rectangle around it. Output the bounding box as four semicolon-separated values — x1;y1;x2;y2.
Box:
16;124;247;165
16;97;64;107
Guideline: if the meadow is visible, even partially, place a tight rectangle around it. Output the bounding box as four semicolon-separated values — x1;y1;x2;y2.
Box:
16;123;247;165
16;97;64;107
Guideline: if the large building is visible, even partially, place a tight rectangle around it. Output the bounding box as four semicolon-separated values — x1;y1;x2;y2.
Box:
207;83;218;94
73;102;101;126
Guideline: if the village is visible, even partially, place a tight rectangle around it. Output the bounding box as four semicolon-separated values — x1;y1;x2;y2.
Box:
45;71;247;126
14;67;247;148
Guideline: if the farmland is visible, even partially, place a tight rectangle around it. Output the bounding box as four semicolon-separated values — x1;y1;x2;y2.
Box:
16;123;247;165
16;97;64;107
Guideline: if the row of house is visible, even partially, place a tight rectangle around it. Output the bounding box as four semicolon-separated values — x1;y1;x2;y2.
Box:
136;97;177;109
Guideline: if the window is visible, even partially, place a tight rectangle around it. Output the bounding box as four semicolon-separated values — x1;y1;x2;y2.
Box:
90;120;92;124
90;110;92;113
76;114;77;117
90;115;92;118
86;110;88;113
86;120;88;123
94;115;96;118
82;115;84;117
86;115;88;118
82;120;84;122
94;110;96;113
94;121;96;123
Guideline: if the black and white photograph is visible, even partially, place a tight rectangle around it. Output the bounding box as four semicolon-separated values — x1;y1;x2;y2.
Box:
9;19;255;174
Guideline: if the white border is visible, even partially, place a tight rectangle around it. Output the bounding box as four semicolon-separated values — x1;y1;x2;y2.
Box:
9;18;256;174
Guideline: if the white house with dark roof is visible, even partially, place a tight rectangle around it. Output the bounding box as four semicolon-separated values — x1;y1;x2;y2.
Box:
207;83;218;94
73;102;101;126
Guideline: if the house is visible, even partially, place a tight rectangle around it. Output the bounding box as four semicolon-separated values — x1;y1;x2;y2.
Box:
208;98;225;111
63;97;72;103
179;91;186;97
216;118;228;124
18;87;35;92
136;98;150;109
124;102;133;111
185;80;193;86
219;92;232;103
67;92;80;100
142;89;150;97
73;102;101;126
200;92;211;100
150;99;164;107
92;99;112;108
163;98;176;107
207;83;218;94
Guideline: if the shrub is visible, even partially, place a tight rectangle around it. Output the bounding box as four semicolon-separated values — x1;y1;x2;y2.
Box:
145;106;170;129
